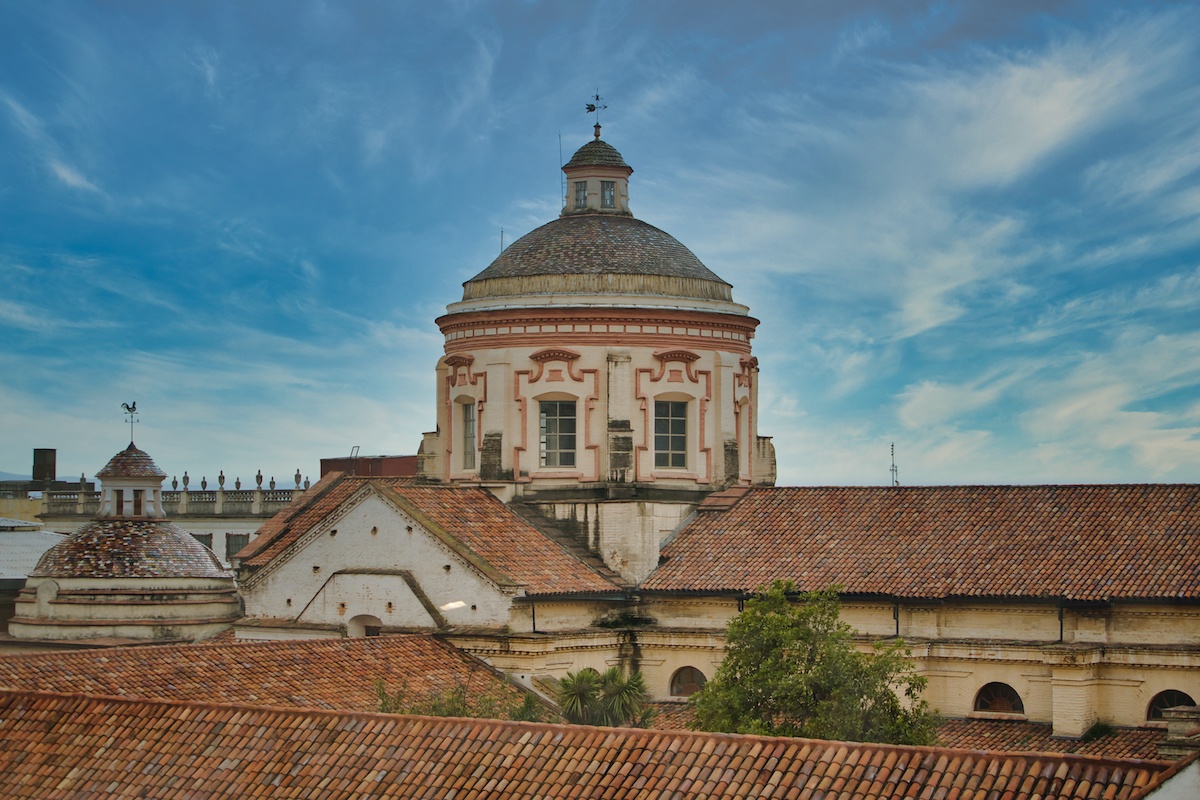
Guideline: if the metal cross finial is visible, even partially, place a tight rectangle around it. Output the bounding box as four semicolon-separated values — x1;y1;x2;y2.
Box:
585;91;607;139
121;401;138;444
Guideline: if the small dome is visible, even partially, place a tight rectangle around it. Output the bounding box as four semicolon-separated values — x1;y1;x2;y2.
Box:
463;216;732;303
96;443;167;480
31;519;230;579
564;139;630;170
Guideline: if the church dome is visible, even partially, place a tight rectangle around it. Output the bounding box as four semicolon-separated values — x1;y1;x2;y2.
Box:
96;443;168;479
462;215;733;303
31;519;231;579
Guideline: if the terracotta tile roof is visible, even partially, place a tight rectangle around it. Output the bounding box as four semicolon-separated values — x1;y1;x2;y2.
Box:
646;485;1200;600
0;690;1184;800
31;519;231;578
937;718;1167;760
467;214;730;285
241;475;621;596
0;634;521;712
649;705;1170;761
94;442;167;478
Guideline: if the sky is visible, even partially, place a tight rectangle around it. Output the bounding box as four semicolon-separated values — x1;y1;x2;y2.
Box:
2;1;1199;488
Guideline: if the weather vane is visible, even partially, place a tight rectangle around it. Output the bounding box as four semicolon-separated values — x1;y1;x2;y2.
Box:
121;401;138;444
586;91;607;139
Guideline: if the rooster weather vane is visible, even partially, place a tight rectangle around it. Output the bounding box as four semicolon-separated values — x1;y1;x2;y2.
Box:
122;401;138;444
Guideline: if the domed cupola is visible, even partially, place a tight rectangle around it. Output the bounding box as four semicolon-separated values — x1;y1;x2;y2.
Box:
561;127;633;217
96;442;169;519
455;125;738;311
9;439;240;643
423;124;777;583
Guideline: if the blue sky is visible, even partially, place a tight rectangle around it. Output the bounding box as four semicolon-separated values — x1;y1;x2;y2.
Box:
2;1;1199;487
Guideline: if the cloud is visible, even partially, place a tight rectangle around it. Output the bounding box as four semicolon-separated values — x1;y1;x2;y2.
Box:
49;159;102;193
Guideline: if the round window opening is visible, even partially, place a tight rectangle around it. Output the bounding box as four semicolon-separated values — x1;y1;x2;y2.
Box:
670;666;707;697
974;682;1024;714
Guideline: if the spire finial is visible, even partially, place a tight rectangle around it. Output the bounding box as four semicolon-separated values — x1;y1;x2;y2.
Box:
586;91;606;140
121;401;138;444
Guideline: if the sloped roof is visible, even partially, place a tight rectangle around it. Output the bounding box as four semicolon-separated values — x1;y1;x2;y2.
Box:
31;518;230;579
95;442;167;479
240;475;621;596
646;485;1200;600
0;690;1184;800
0;529;64;579
649;703;1168;760
936;718;1167;761
0;635;521;712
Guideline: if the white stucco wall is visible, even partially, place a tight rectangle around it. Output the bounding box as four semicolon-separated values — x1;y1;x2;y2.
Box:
241;489;517;632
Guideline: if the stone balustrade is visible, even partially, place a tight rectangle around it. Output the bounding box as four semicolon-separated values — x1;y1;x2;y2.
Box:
41;470;311;520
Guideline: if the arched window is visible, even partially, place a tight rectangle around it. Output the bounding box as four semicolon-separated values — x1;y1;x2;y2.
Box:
670;666;707;697
347;614;384;638
974;682;1024;714
1147;690;1196;721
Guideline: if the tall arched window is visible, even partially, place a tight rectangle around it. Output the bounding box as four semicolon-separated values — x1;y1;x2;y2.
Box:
974;682;1024;714
1147;690;1196;721
670;666;707;697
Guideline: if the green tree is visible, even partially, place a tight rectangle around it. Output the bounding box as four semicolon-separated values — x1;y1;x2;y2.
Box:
375;678;547;722
691;581;937;745
557;666;654;727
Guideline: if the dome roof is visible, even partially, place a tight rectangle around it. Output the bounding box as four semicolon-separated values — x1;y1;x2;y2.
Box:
31;519;231;579
564;139;630;169
463;215;733;303
96;443;167;480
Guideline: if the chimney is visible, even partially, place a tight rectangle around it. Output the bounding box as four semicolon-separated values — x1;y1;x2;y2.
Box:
32;449;56;488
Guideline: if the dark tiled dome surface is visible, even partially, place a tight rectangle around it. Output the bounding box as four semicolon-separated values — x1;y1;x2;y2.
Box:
31;519;231;579
96;443;168;479
564;139;630;169
466;215;729;287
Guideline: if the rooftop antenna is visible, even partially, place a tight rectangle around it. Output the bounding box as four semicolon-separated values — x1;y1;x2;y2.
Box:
500;227;505;254
890;442;900;487
558;131;565;203
121;401;138;444
586;90;607;139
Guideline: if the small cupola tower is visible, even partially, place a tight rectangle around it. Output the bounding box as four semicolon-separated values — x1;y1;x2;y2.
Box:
96;443;168;519
561;124;634;217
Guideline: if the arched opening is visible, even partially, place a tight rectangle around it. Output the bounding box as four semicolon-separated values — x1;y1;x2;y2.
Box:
670;666;707;697
1147;690;1196;721
347;614;384;638
974;682;1024;714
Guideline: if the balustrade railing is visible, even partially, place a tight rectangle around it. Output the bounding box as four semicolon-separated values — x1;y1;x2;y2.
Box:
41;475;310;519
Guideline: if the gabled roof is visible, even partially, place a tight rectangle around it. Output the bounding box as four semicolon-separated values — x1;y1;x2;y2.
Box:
646;485;1200;600
239;475;621;596
0;690;1185;800
0;634;521;712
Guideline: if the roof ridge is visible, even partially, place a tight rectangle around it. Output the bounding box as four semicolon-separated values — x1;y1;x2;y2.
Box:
0;687;1179;769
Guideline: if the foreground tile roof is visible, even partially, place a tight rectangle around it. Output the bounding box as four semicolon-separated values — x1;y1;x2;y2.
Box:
0;634;521;712
0;690;1185;800
240;475;621;596
646;485;1200;600
649;704;1169;761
